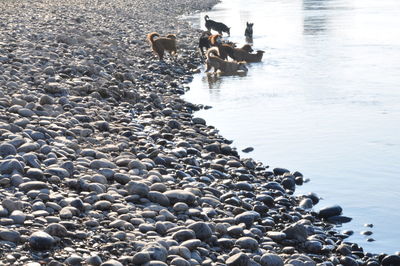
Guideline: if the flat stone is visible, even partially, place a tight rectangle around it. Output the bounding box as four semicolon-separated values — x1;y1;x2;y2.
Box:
163;190;196;205
19;181;49;191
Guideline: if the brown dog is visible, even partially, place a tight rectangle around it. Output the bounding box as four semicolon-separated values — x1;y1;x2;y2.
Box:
147;32;177;61
223;45;264;62
241;50;265;63
205;47;248;75
218;44;253;60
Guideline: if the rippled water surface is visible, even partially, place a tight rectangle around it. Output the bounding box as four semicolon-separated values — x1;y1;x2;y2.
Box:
184;0;400;254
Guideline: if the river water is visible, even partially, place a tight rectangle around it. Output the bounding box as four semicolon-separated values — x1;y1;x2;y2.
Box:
184;0;400;254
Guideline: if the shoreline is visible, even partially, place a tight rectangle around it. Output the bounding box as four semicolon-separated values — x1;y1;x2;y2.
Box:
0;0;398;265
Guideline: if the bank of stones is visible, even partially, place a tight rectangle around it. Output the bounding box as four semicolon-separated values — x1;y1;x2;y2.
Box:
0;0;397;265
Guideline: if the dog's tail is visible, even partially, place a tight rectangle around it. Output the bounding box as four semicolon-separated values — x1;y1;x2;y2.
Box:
147;32;160;44
204;15;209;21
206;47;220;59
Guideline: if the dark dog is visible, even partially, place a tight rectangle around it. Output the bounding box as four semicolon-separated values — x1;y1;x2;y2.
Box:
245;22;254;43
147;32;177;61
198;31;212;56
241;50;265;63
245;22;253;38
220;44;255;61
205;47;248;75
205;15;230;36
218;43;253;60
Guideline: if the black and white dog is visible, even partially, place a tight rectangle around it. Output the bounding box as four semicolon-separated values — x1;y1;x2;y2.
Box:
245;22;254;43
204;15;230;36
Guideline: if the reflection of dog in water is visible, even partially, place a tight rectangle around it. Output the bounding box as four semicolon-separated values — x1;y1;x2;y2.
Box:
147;32;177;61
205;47;248;75
205;15;231;36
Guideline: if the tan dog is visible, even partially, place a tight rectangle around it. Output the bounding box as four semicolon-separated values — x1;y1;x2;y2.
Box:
147;32;177;61
205;47;248;75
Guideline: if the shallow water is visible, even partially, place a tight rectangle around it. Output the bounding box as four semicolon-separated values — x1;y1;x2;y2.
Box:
184;0;400;254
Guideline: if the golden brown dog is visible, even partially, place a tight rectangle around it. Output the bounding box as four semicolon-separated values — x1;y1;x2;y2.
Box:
205;47;248;75
208;34;222;46
147;32;177;61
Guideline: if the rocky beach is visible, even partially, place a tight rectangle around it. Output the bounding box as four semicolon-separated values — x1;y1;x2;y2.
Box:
0;0;399;265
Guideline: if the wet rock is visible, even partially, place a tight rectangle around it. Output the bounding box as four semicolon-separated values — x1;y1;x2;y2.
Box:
318;205;343;219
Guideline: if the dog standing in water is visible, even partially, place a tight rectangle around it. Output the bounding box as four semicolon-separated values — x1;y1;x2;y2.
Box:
147;32;177;61
245;22;254;43
204;15;230;36
205;47;248;75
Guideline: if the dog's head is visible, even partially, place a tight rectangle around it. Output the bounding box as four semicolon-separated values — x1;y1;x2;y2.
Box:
242;44;253;53
246;22;254;30
166;34;176;40
226;27;231;36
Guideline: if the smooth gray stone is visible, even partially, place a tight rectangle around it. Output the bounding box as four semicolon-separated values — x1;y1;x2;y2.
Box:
131;251;151;265
45;223;70;237
180;239;201;250
148;191;170;206
260;253;284;266
100;259;123;266
89;159;117;169
19;181;49;191
226;253;250;266
326;215;352;224
172;229;196;242
318;205;343;218
0;143;17;157
163;190;196;205
9;210;26;224
2;198;23;212
273;167;290;176
0;159;24;174
187;222;212;240
235;236;259;250
126;181;149;197
0;230;21;243
235;211;261;228
305;240;323;253
45;167;71;179
17;142;40;153
29;231;55;250
144;244;168;261
282;223;308;242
